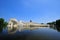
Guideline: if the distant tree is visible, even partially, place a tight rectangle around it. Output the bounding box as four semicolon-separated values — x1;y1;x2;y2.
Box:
47;22;52;25
52;21;56;25
47;21;56;27
0;18;8;32
47;21;56;25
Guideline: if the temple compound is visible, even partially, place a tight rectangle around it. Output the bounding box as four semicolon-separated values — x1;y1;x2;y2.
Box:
7;18;48;31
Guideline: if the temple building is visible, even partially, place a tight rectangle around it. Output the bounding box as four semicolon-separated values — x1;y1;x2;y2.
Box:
7;18;48;31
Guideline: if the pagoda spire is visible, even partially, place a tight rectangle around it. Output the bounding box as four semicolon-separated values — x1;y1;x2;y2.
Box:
30;20;32;22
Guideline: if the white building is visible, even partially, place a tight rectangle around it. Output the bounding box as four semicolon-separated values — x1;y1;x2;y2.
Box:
7;18;48;32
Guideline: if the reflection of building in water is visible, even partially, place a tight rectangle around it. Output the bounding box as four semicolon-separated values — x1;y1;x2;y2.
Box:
18;21;24;31
7;18;48;31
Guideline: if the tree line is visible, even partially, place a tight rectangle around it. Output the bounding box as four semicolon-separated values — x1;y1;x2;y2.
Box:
47;19;60;27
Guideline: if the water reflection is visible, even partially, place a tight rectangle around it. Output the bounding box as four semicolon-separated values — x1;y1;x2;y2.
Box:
0;26;60;40
56;26;60;32
1;26;60;33
49;25;60;32
26;27;60;40
0;28;3;33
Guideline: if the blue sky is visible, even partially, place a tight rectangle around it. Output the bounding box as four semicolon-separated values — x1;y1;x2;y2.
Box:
0;0;60;23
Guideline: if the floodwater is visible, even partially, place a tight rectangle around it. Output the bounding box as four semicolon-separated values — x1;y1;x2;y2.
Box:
0;26;60;40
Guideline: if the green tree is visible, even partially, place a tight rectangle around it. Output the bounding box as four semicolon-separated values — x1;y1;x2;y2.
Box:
3;22;8;29
0;18;8;32
56;19;60;27
47;21;56;25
